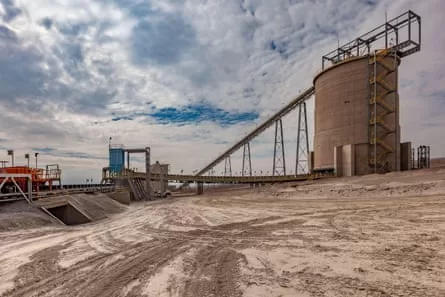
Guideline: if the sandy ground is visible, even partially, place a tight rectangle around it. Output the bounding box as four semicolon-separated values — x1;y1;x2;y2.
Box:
0;169;445;297
431;158;445;168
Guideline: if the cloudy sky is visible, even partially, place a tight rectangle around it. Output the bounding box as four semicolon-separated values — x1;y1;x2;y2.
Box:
0;0;443;183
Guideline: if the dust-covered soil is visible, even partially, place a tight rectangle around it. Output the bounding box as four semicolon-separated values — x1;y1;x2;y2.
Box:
1;169;445;297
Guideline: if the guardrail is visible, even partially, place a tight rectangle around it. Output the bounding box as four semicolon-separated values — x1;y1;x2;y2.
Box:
117;172;333;184
0;184;116;203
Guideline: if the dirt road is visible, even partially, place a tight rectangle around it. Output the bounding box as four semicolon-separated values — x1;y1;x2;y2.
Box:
1;169;445;296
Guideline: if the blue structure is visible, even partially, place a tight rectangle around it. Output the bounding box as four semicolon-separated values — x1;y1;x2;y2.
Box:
109;145;125;174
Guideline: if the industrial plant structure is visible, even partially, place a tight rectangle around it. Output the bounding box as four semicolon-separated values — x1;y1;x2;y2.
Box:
0;10;432;203
314;52;401;175
189;10;423;179
110;11;427;199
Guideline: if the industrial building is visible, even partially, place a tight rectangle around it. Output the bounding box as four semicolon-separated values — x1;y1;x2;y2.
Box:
314;52;403;176
186;10;425;180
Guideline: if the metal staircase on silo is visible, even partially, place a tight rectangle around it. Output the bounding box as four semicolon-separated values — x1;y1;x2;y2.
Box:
368;48;398;172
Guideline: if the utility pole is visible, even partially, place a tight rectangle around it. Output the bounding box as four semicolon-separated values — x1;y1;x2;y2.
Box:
35;152;39;169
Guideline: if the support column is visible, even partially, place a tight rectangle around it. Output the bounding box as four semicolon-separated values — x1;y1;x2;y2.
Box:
224;156;232;176
273;118;286;176
127;152;130;170
242;142;252;176
145;147;152;200
197;182;204;195
296;102;309;175
27;176;32;203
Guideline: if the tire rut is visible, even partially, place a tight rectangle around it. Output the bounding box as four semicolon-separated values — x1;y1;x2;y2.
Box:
4;239;190;297
182;244;246;297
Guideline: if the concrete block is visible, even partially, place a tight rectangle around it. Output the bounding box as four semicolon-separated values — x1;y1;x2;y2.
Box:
108;191;131;205
354;143;369;176
342;144;355;177
43;203;91;225
334;146;343;176
309;151;315;173
400;142;412;171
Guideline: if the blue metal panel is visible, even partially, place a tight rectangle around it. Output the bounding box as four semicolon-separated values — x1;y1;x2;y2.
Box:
109;148;125;174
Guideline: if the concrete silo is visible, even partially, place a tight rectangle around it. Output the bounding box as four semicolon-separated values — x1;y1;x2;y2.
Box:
313;51;401;176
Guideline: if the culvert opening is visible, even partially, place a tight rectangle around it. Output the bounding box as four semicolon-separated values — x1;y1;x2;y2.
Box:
43;203;92;225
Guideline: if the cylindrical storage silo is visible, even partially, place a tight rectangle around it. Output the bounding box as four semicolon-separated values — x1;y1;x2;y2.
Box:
313;54;400;175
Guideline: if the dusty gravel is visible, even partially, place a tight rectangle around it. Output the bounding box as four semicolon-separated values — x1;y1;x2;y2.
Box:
0;169;444;297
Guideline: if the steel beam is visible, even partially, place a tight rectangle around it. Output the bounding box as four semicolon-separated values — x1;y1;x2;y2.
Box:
224;156;232;176
322;10;421;69
273;119;286;176
296;102;310;174
145;147;152;199
242;142;252;176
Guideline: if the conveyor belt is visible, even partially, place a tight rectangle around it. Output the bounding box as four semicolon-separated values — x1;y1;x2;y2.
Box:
193;86;315;177
123;172;324;184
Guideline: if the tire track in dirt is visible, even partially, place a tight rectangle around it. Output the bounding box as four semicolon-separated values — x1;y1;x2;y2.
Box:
4;238;191;297
2;173;445;297
182;244;246;297
12;244;67;289
294;270;445;297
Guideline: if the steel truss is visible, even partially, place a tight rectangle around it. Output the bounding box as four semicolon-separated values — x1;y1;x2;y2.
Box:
242;142;252;176
193;87;314;177
417;145;431;169
296;102;310;174
273;119;286;176
0;174;33;203
224;156;232;176
322;10;421;69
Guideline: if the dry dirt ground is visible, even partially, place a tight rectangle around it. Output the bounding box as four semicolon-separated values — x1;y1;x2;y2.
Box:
1;169;445;297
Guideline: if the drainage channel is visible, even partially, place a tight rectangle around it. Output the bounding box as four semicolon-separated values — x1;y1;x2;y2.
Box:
39;200;92;225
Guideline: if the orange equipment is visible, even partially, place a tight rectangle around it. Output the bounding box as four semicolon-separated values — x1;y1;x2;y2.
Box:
0;165;61;193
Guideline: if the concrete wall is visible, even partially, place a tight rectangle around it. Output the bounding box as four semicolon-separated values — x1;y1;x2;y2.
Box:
45;203;91;225
400;142;412;171
314;57;369;171
334;146;342;176
334;144;356;177
309;151;314;173
342;144;355;177
354;144;369;176
108;191;131;205
64;204;91;225
150;162;169;193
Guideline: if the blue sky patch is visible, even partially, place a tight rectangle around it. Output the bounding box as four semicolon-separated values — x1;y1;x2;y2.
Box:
64;152;106;159
270;40;288;57
31;147;106;160
40;17;53;29
150;104;259;126
32;147;54;153
1;0;22;22
112;115;134;122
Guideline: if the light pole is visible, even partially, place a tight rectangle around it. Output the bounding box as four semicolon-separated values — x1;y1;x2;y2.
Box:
25;154;30;167
7;150;14;167
34;152;39;169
